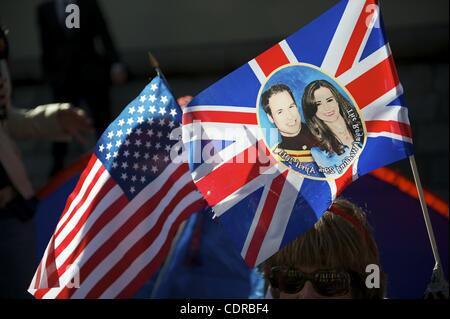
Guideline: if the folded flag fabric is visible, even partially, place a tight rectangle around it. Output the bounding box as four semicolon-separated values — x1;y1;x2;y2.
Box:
149;208;265;299
183;0;414;267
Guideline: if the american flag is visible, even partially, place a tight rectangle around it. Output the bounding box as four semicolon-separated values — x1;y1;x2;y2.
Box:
29;76;205;299
183;0;413;267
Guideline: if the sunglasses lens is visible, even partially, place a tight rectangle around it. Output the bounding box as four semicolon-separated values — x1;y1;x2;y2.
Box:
280;282;304;294
270;267;352;297
313;271;351;297
270;267;306;294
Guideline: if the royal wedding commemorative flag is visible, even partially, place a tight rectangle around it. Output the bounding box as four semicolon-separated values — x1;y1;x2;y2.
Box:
183;0;414;267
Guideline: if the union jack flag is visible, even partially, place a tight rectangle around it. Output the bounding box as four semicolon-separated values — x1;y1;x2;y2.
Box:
183;0;413;267
29;76;205;298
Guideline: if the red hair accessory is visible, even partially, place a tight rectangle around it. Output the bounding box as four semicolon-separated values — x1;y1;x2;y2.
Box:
328;203;370;242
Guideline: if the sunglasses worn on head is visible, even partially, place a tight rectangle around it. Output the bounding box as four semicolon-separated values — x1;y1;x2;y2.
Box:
269;267;353;297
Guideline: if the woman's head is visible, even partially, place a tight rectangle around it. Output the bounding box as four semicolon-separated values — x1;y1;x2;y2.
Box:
302;80;361;155
261;198;385;299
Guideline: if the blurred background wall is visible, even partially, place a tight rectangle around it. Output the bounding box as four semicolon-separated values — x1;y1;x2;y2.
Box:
0;0;448;200
1;0;449;77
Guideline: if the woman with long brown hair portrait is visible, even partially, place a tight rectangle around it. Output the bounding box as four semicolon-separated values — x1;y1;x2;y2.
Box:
302;80;364;178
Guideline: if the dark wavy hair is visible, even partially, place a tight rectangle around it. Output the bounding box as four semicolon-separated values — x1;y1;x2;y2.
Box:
302;80;362;156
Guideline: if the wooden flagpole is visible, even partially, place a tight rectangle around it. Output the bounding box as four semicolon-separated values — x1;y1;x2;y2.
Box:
409;155;448;298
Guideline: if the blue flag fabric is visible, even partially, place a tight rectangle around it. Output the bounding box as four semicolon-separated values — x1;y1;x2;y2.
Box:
149;208;265;299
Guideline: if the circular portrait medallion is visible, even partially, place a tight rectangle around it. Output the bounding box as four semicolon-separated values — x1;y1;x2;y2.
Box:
257;63;367;180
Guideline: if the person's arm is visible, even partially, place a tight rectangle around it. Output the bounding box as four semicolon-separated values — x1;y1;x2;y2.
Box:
6;103;92;142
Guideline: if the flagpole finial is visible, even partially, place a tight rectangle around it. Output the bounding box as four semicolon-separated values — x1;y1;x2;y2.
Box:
424;265;449;299
147;52;171;90
148;52;161;76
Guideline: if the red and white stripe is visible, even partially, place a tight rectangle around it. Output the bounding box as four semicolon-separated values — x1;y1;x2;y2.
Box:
319;0;412;146
29;155;205;299
183;106;260;183
242;170;304;266
321;0;368;76
362;85;413;144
